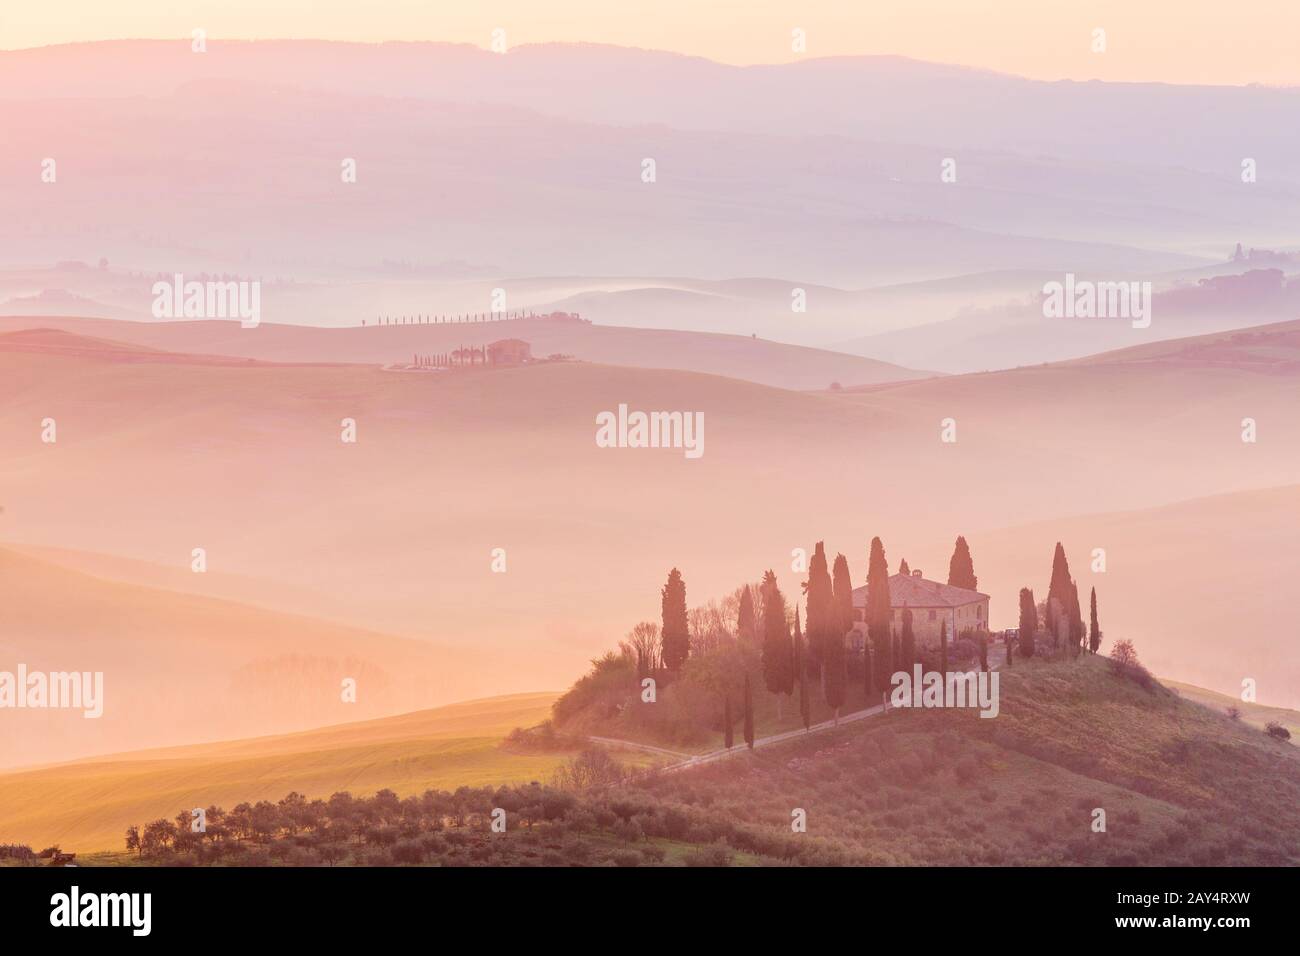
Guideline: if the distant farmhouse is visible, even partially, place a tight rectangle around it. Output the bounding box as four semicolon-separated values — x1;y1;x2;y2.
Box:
849;567;989;649
487;338;531;365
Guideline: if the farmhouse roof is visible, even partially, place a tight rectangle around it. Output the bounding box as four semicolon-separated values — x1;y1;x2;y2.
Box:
850;572;989;609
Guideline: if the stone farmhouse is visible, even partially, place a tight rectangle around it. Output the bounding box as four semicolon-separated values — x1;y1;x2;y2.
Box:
849;568;990;649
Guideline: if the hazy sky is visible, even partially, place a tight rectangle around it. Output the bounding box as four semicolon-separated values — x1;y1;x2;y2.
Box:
5;0;1298;86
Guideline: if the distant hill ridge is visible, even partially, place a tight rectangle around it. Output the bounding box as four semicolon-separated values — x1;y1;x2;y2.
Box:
0;315;935;389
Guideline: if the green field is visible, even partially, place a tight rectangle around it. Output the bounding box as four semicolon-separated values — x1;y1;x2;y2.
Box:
0;693;599;853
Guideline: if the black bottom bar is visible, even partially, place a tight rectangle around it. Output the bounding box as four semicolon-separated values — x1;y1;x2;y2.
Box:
1;865;1288;942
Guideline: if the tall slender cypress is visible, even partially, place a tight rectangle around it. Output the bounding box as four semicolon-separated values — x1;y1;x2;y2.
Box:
1046;544;1073;641
660;568;690;672
804;542;834;692
1018;587;1037;657
1067;580;1083;655
862;632;874;703
825;554;852;719
793;606;803;679
737;585;756;646
795;612;811;731
1089;587;1101;654
948;535;978;590
743;674;755;750
760;570;793;714
866;537;892;705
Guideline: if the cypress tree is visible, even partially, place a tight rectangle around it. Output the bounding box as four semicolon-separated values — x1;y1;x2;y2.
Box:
824;554;852;719
823;590;847;719
760;570;793;715
862;630;874;704
743;674;755;749
1068;580;1084;656
947;535;978;590
824;631;845;721
874;622;893;708
865;537;891;637
793;605;803;678
737;585;756;646
803;542;834;689
660;568;690;673
831;554;854;638
978;632;988;672
795;614;811;731
800;546;832;681
1018;587;1037;658
866;537;892;705
899;557;910;576
1046;543;1073;639
724;695;734;749
1049;597;1066;652
1089;587;1101;654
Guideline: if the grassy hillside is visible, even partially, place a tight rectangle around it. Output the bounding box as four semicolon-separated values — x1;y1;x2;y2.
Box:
0;693;595;853
625;655;1300;865
28;657;1295;866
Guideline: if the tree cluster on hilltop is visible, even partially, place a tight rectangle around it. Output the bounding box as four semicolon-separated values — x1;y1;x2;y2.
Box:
556;537;1127;754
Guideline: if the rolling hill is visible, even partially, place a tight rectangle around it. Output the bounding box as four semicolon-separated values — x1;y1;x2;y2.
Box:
2;318;1298;760
832;283;1300;374
0;693;566;853
0;317;931;391
3;42;1253;288
8;658;1294;865
0;544;506;768
625;656;1300;866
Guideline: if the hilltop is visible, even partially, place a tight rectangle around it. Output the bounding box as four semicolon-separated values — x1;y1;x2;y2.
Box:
623;656;1300;866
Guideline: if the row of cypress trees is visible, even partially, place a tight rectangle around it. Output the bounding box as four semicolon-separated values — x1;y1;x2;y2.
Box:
662;535;1005;742
1016;543;1101;659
